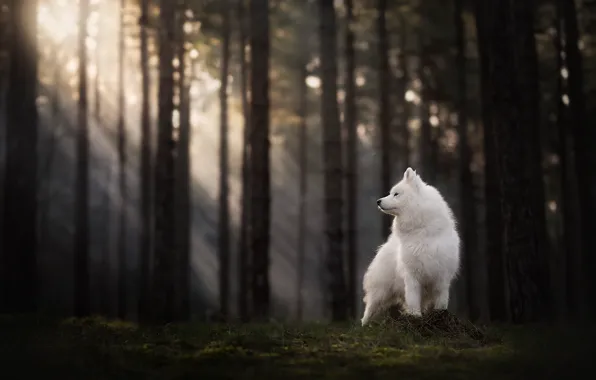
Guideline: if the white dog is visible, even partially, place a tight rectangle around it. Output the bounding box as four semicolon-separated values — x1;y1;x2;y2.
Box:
361;168;460;326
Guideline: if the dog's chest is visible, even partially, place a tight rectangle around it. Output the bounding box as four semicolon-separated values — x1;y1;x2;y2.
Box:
398;240;442;277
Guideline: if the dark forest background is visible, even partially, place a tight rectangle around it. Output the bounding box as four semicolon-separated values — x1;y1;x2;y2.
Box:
1;0;595;326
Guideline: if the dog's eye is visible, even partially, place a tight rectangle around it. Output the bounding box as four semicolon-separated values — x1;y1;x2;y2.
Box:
393;192;399;197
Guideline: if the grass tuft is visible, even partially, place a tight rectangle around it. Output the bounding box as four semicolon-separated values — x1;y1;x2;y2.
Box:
388;309;494;343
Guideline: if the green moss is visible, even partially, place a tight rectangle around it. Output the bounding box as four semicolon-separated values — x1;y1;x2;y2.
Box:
0;314;594;379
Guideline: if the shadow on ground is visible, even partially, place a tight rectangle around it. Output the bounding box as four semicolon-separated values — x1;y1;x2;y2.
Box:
0;313;594;379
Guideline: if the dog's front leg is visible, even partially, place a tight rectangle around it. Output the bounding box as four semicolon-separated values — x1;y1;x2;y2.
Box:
361;299;381;326
403;273;422;316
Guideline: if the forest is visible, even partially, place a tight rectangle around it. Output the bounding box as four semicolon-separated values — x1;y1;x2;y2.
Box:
0;0;595;378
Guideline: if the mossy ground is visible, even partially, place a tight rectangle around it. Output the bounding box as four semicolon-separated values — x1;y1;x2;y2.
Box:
1;312;594;379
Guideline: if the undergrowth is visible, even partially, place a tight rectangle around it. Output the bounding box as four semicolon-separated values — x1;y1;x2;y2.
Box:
0;312;593;379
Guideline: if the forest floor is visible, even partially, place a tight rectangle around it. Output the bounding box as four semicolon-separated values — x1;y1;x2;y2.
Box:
1;312;594;379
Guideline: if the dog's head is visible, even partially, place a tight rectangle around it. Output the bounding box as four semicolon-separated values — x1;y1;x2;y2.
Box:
376;167;424;217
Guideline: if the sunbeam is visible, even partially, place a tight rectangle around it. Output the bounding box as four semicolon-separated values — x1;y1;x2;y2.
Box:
34;0;329;320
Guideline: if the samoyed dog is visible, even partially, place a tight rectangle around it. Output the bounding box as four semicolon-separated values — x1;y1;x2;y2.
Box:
361;168;460;326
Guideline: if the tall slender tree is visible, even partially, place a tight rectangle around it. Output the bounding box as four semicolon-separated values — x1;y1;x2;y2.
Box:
237;0;251;322
74;0;91;318
116;0;128;320
249;0;271;320
396;18;410;171
218;0;231;320
1;0;38;313
418;43;434;182
152;0;177;323
377;0;391;234
93;0;110;316
563;0;596;319
296;27;309;322
475;0;551;323
553;2;567;318
553;0;581;319
99;167;113;315
176;2;191;322
94;0;101;120
454;0;481;321
344;0;358;320
50;43;61;121
138;0;153;323
319;0;347;321
474;0;506;322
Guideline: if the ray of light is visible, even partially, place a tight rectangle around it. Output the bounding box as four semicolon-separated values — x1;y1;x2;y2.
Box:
34;0;327;319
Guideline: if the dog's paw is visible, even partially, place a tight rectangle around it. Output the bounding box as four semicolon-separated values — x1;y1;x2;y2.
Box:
403;308;422;317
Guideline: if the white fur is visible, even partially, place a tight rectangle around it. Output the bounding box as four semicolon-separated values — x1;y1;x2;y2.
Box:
361;168;460;326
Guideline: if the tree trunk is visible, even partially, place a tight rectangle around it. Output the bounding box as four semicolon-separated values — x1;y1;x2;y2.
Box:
218;0;231;320
93;4;105;309
175;5;191;322
296;39;309;322
553;1;573;319
138;0;153;323
249;0;271;320
418;7;439;184
553;7;567;320
1;0;38;313
563;0;596;319
475;0;551;323
99;166;113;315
474;1;507;322
237;0;251;322
455;0;481;321
94;0;101;120
152;0;177;323
116;0;128;320
396;19;410;172
50;44;61;121
377;0;391;234
74;0;91;318
419;42;435;182
344;0;358;320
319;0;347;321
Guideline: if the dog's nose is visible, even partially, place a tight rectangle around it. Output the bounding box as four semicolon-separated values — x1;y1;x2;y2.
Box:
376;199;382;205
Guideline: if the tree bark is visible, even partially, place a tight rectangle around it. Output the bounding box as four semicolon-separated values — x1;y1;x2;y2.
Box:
116;0;128;320
553;1;574;319
455;0;481;321
344;0;358;320
475;0;551;323
237;0;251;322
138;0;153;323
1;0;38;313
99;167;113;315
74;0;91;318
94;1;101;120
396;19;410;172
50;42;61;120
249;0;271;320
563;0;596;319
296;36;309;322
218;0;231;320
418;42;435;182
152;0;177;323
474;0;507;322
377;0;391;234
176;4;191;322
319;0;347;321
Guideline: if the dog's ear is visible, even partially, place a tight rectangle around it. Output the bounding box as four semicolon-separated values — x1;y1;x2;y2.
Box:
404;167;417;182
404;167;423;191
